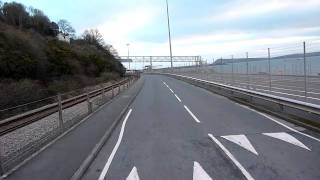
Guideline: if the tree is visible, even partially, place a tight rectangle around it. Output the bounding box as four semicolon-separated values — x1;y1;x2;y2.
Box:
29;7;58;36
57;19;75;39
82;29;105;47
1;2;30;28
0;1;3;21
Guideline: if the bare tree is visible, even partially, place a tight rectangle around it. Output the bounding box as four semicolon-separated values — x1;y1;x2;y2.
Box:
57;19;75;39
82;29;105;46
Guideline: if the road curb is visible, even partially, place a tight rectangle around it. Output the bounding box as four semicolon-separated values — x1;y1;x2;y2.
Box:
70;77;145;180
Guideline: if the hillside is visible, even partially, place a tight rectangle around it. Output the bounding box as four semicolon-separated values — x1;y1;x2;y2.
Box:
0;1;125;109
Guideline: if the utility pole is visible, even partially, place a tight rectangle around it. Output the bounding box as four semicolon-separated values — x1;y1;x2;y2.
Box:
127;43;130;70
166;0;173;68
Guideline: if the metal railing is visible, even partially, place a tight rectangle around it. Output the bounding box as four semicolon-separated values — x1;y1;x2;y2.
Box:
158;40;320;105
0;75;139;175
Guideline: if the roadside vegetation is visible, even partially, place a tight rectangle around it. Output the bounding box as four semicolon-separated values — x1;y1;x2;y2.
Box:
0;1;125;110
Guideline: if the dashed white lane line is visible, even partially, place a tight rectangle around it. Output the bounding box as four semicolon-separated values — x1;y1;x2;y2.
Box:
126;166;140;180
236;102;320;143
184;105;201;123
162;80;175;93
98;109;133;180
208;134;255;180
174;94;182;102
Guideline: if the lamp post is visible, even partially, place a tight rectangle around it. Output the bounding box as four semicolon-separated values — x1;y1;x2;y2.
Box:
127;43;130;70
166;0;173;68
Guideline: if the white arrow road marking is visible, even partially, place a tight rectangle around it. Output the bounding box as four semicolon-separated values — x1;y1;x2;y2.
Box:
126;166;140;180
193;161;213;180
263;132;311;151
209;134;255;180
98;109;133;180
221;135;258;155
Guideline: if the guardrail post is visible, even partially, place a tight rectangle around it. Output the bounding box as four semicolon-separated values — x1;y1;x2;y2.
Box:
86;93;92;114
58;94;64;130
303;41;307;101
112;85;114;98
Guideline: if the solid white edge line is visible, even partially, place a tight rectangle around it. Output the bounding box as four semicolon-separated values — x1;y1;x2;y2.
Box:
208;134;254;180
236;103;320;143
169;88;174;93
184;105;201;123
98;109;133;180
174;94;182;102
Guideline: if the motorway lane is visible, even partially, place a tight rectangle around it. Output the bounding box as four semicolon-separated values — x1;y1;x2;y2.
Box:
84;74;320;180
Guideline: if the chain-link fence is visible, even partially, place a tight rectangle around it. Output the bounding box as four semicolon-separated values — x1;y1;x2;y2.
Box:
159;41;320;105
0;76;138;174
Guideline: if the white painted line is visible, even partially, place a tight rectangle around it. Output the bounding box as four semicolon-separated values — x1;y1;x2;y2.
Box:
208;134;254;180
98;109;133;180
126;166;140;180
193;161;213;180
169;88;175;93
184;105;201;123
221;135;258;155
174;94;182;102
263;132;311;151
236;103;320;143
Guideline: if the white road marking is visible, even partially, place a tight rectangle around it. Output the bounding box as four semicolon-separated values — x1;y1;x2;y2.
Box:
174;94;182;102
235;102;320;143
221;135;258;155
98;109;133;180
184;105;201;123
208;134;254;180
193;161;213;180
126;166;140;180
263;132;311;151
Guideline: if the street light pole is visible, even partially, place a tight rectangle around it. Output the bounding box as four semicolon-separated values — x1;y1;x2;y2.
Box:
166;0;173;68
127;43;130;70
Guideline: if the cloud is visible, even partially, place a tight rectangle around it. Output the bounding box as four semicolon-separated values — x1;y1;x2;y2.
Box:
88;5;160;55
208;0;320;22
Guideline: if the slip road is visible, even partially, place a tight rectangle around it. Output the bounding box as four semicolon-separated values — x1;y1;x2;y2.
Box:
83;74;320;180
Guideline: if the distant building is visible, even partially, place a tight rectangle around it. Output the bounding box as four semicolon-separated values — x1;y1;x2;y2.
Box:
57;33;70;43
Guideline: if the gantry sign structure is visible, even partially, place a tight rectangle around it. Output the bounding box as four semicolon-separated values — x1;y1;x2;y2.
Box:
118;56;202;70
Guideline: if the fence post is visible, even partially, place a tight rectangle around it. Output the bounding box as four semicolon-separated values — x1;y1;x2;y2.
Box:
86;93;92;114
268;48;272;91
303;41;307;100
246;52;249;89
112;85;114;98
58;94;64;130
102;86;105;100
0;142;4;175
220;57;223;82
231;55;234;85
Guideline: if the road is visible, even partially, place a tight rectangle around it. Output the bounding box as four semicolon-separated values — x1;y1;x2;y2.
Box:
82;74;320;180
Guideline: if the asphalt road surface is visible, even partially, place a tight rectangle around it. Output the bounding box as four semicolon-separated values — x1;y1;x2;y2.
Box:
82;74;320;180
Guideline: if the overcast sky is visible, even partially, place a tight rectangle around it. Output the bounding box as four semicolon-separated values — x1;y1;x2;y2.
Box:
7;0;320;61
